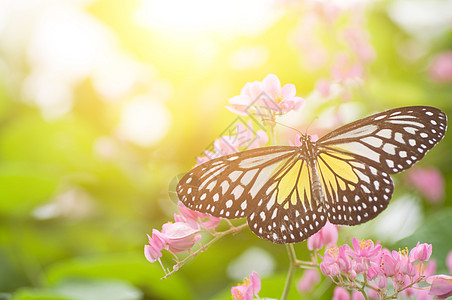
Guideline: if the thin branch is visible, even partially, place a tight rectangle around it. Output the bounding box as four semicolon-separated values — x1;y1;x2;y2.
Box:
160;223;248;279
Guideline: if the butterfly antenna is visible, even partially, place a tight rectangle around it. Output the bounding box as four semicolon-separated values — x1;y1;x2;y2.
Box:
305;116;318;135
262;118;304;136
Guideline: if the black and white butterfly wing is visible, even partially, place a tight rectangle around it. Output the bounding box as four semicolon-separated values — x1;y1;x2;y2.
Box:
247;157;327;243
318;106;447;174
177;146;298;219
316;105;446;225
177;146;328;243
315;148;394;226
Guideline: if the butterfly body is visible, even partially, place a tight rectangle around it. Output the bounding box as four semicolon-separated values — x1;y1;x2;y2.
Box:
177;106;447;244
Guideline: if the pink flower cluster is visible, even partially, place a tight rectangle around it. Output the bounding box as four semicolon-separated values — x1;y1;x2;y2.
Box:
231;272;261;300
227;74;304;116
320;238;438;299
291;2;375;100
144;202;221;265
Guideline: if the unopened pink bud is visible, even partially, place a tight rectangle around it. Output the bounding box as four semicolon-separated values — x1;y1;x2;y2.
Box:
410;242;433;262
378;276;388;289
333;286;350;300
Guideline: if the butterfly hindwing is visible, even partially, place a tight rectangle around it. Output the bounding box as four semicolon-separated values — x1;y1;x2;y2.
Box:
316;149;394;226
247;158;327;243
319;106;447;174
176;146;298;219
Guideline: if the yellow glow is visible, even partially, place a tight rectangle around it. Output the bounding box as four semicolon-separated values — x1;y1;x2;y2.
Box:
135;0;280;37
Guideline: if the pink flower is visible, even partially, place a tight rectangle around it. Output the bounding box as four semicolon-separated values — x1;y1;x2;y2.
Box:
427;275;452;299
231;272;261;300
261;74;304;113
161;222;201;254
428;51;452;83
367;261;382;280
177;202;221;230
446;250;452;274
410;242;433;262
348;238;382;263
381;253;397;277
351;290;365;300
320;245;352;276
405;167;444;203
144;229;168;263
196;120;268;163
227;81;264;116
297;269;320;293
333;286;350;300
307;221;338;251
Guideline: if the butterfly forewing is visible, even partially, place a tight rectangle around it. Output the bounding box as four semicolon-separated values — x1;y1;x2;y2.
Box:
318;106;447;174
316;149;394;226
176;146;298;219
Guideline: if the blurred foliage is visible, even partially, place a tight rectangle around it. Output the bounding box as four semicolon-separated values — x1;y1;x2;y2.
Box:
0;0;452;299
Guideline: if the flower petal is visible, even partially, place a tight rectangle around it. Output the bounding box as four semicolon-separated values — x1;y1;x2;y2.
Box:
262;73;281;97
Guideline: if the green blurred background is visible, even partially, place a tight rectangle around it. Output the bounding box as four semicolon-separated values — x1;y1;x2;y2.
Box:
0;0;451;299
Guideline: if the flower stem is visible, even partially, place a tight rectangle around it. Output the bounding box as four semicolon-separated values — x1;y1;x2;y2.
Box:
160;223;248;279
281;244;297;300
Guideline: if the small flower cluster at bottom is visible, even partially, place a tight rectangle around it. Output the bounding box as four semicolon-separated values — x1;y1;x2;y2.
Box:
320;238;440;299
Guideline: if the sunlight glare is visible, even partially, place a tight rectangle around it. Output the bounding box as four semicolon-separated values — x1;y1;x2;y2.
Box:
117;96;172;147
135;0;280;36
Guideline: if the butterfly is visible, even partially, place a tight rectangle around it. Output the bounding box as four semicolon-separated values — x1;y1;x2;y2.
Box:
176;106;447;244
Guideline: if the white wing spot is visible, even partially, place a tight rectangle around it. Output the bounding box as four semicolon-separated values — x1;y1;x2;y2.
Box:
386;159;394;168
383;143;397;155
241;201;247;210
186;177;192;184
376;129;392;139
362;186;371;194
226;200;233;208
232;185;244;199
409;139;416;146
394;132;405;144
206;181;216;191
220;181;230;194
229;171;242;182
374;115;386;120
404;127;417;134
374;181;380;190
399;151;407;158
420;132;428;138
431;120;437;125
361;136;383;147
241;169;258;185
266;194;276;210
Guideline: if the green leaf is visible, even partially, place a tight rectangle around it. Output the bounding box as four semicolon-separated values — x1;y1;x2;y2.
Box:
44;252;193;300
398;208;452;272
53;279;142;300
